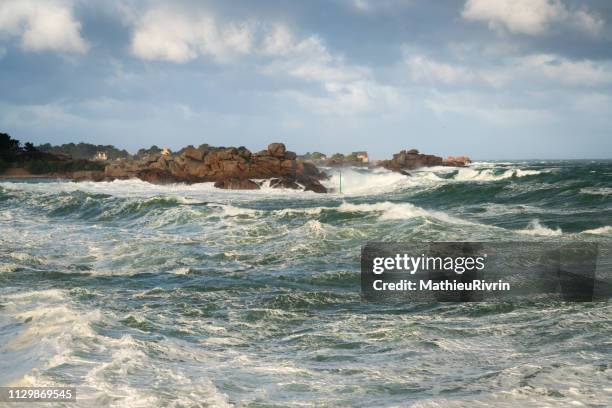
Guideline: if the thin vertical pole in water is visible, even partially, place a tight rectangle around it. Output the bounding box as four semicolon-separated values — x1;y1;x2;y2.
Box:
339;170;342;193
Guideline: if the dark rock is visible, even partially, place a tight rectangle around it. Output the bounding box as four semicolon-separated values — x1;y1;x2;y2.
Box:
270;177;300;189
214;178;260;190
137;168;183;184
284;150;297;160
298;176;327;193
72;170;106;181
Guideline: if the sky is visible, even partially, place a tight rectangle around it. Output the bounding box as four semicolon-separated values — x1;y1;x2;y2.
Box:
1;0;611;159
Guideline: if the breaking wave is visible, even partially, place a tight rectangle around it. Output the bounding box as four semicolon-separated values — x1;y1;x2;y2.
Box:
0;160;610;407
581;225;612;235
516;219;563;237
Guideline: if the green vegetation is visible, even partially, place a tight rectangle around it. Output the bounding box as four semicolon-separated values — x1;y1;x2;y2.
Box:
1;132;108;175
1;132;21;160
0;132;20;155
37;142;131;160
135;145;162;158
1;133;23;171
302;151;326;161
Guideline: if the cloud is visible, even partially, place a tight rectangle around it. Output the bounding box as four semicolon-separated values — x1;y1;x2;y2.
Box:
462;0;604;36
0;0;88;53
405;55;480;85
262;25;367;83
346;0;413;14
517;54;612;86
424;91;553;124
261;24;398;114
402;49;612;89
280;80;400;115
128;5;396;116
130;7;253;63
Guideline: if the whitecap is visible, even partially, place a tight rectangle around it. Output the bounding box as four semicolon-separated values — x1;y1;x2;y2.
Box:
336;201;473;225
516;219;562;236
581;226;612;235
452;168;542;182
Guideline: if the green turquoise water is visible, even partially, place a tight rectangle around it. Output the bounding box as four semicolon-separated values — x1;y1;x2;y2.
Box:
1;161;611;407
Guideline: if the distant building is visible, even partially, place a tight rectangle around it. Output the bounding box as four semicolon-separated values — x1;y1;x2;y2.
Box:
161;147;172;156
352;151;369;163
93;151;108;161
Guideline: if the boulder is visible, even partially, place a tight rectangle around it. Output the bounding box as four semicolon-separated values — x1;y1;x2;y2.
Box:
182;158;207;177
280;160;294;169
72;170;106;182
270;177;300;190
142;153;161;164
101;142;328;192
298;161;322;178
105;162;135;179
217;148;238;161
237;146;252;160
152;155;170;171
182;146;205;161
300;177;327;193
137;168;183;184
214;178;260;190
381;148;451;171
269;176;327;193
221;160;241;177
268;143;286;158
443;156;471;166
249;156;280;178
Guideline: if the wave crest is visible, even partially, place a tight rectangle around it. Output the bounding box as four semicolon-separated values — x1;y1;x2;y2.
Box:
517;219;562;236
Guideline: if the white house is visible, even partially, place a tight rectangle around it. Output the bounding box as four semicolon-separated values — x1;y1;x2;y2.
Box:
93;151;108;161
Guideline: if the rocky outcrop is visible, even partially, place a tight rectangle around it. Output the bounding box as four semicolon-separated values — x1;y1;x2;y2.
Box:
381;149;470;172
137;168;184;184
268;176;327;193
299;176;328;193
443;156;471;167
270;177;300;190
103;143;328;193
71;170;106;181
214;178;260;190
267;143;286;158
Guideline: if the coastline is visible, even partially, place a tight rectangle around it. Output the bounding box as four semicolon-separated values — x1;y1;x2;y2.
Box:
0;168;68;179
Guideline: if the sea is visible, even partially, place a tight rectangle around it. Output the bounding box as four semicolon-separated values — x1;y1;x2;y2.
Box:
1;160;611;407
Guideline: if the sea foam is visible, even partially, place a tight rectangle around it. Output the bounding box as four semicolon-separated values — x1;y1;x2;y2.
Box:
517;219;563;236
